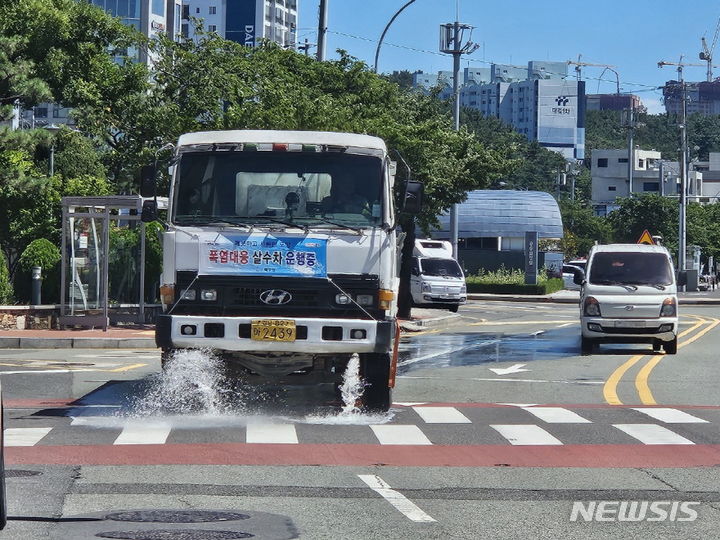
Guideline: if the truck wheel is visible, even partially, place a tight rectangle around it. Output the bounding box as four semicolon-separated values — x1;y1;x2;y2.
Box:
160;348;177;371
652;340;662;352
360;353;392;412
663;338;678;355
581;337;595;355
449;305;459;313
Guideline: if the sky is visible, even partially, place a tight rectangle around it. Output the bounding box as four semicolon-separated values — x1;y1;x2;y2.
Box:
297;1;720;114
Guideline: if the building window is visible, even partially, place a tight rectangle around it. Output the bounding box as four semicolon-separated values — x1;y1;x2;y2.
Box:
209;6;217;15
208;24;217;32
643;182;659;192
638;159;645;168
196;7;200;13
182;5;189;19
618;158;628;163
608;186;616;191
597;158;608;167
151;0;164;16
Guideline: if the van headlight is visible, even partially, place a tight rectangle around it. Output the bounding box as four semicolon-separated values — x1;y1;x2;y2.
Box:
421;283;432;293
583;296;601;317
660;297;676;317
460;284;467;294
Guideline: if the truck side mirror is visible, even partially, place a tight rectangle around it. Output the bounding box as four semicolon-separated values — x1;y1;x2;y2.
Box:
140;165;157;198
573;269;585;285
141;199;158;222
403;180;423;214
677;270;687;286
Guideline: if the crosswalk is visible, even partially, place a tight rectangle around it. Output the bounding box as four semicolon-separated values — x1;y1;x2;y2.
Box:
4;405;718;448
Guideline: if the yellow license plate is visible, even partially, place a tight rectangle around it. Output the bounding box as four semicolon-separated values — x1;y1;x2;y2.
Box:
251;319;296;342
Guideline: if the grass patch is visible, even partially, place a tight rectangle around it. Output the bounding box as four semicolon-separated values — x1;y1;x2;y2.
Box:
466;267;564;295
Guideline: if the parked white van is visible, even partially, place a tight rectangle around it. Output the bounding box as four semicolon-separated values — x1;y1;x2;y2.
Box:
410;239;467;312
576;244;678;354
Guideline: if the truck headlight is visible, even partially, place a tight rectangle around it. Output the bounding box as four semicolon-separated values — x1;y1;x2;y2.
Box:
584;296;601;317
421;283;432;293
460;284;467;294
356;294;374;306
660;297;676;317
181;289;196;301
200;289;217;301
335;294;351;305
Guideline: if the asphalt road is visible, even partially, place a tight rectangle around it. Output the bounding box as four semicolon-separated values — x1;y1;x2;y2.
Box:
1;300;720;539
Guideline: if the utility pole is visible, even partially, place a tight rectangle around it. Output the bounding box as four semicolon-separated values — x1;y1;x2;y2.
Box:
439;19;479;259
621;108;637;196
298;38;313;56
317;0;328;61
659;59;690;280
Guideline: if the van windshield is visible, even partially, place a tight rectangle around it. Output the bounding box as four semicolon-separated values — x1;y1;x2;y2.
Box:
420;258;463;278
588;252;674;286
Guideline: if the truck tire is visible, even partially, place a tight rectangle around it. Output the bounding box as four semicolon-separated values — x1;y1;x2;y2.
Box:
581;336;595;355
448;305;459;313
360;353;392;412
663;337;678;355
160;348;177;371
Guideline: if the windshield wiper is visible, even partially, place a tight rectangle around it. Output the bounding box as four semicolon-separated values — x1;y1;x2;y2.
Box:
175;215;254;228
253;216;308;232
632;282;667;290
307;217;363;234
592;280;638;291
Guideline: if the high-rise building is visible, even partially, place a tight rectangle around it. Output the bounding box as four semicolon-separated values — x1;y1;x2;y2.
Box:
182;0;298;49
413;61;585;161
663;80;720;116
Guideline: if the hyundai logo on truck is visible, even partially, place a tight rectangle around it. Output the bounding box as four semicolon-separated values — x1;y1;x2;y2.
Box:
260;289;292;305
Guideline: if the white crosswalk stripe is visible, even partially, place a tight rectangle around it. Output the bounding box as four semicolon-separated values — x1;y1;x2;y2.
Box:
4;427;52;447
613;424;695;445
491;424;563;445
412;406;471;424
113;421;172;445
370;425;433;445
521;407;592;424
632;408;709;424
246;423;298;444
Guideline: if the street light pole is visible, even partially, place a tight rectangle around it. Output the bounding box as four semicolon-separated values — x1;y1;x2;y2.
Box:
44;123;61;177
679;68;688;280
373;0;416;73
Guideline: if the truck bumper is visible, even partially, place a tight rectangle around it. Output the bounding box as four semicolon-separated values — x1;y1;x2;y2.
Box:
156;314;393;354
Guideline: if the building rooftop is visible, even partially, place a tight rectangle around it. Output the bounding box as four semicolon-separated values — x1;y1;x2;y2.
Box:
433;190;564;239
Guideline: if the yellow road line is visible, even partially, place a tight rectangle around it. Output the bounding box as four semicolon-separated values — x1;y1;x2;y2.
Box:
607;315;716;405
105;363;148;373
603;354;646;405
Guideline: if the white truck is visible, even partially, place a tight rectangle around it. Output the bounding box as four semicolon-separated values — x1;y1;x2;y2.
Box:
409;239;466;312
140;130;422;411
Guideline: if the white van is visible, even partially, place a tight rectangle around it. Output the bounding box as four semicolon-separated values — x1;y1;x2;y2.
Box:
410;239;467;312
577;244;678;354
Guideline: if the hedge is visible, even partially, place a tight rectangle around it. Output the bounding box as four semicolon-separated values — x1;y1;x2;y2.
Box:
466;278;564;295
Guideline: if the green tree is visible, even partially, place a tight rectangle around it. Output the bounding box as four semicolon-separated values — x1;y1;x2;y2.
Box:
559;199;613;258
607;194;678;256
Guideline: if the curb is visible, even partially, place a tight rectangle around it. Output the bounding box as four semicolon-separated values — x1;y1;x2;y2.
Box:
0;337;157;349
400;313;461;332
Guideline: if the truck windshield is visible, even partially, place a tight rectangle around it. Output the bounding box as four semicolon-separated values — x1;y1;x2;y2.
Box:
588;252;674;286
420;258;463;278
172;151;384;228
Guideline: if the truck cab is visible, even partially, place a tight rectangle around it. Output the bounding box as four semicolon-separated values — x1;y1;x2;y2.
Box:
146;130;421;411
409;239;466;312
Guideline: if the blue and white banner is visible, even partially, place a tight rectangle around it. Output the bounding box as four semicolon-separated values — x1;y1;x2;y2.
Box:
199;234;327;278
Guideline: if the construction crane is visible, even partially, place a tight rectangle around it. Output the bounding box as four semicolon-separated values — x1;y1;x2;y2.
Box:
659;56;720;81
699;17;720;81
567;54;620;94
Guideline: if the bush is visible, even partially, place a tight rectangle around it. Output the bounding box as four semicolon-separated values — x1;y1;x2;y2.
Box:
0;251;13;304
466;266;564;295
19;239;61;274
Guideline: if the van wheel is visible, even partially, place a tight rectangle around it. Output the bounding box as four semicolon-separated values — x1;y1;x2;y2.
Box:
663;338;678;355
652;340;662;352
581;337;595;355
359;353;392;412
449;305;459;313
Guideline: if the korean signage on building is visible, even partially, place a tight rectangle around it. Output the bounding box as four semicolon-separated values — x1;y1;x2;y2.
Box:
536;80;585;160
199;233;327;278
